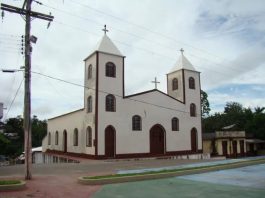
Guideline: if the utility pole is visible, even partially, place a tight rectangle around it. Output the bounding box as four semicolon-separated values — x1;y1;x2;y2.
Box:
24;0;32;180
1;0;54;180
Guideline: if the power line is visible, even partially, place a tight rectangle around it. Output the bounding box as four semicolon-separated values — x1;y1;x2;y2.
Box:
3;78;24;120
51;20;241;79
53;19;176;61
66;0;232;62
30;70;201;116
41;2;178;53
41;1;249;75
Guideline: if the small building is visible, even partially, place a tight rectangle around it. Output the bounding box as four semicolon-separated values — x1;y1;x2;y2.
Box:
32;147;44;164
246;139;265;156
203;131;246;158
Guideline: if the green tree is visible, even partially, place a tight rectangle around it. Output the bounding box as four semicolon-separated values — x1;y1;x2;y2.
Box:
202;101;265;140
224;102;243;114
0;133;10;155
32;115;47;147
223;102;245;130
0;115;47;158
201;90;211;118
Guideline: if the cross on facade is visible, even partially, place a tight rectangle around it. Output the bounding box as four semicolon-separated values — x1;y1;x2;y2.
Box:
102;24;109;35
180;48;184;55
151;77;160;89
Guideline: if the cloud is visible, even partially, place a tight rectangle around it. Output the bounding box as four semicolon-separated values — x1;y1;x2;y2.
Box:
208;83;265;113
0;0;265;120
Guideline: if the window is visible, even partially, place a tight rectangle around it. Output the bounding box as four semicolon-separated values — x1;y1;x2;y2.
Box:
172;117;179;131
132;115;142;131
190;103;196;117
105;62;116;77
172;78;178;90
106;94;116;112
86;126;92;147
87;96;92;113
88;64;92;79
48;132;51;145
189;77;195;89
73;128;78;146
55;131;59;145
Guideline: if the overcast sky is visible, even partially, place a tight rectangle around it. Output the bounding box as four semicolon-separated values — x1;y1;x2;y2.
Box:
0;0;264;120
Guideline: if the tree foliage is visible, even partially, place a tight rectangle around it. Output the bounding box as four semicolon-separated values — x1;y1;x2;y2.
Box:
0;115;47;157
201;90;211;118
203;102;265;140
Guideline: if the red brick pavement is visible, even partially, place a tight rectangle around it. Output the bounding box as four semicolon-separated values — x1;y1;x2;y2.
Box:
0;174;102;198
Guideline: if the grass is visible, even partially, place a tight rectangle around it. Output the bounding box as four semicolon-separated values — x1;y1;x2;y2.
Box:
83;158;265;180
0;180;21;185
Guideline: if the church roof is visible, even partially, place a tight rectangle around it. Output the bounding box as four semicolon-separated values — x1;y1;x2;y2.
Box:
170;49;196;72
93;34;123;57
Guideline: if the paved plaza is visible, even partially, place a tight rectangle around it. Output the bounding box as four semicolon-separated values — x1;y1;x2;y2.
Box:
0;157;264;197
94;163;265;198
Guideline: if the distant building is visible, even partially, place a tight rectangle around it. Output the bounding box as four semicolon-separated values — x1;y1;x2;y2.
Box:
203;131;246;158
42;31;203;159
245;138;265;156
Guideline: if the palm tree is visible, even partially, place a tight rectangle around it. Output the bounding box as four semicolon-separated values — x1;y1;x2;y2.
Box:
254;107;265;114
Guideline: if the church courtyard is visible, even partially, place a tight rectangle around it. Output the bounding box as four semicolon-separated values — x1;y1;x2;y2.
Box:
0;157;265;197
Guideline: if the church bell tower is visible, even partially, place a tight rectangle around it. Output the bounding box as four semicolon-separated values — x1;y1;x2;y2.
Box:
167;49;201;105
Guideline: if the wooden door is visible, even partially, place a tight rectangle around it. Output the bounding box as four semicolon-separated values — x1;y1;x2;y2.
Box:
105;126;115;158
191;128;197;152
222;141;228;156
150;125;165;155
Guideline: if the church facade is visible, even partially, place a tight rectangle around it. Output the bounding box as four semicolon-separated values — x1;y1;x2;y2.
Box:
42;33;203;159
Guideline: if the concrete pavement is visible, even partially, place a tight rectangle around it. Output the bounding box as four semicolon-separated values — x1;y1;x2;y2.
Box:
93;163;265;198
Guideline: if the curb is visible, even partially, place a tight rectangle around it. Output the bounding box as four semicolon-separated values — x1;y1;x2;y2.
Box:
78;159;265;185
0;181;26;191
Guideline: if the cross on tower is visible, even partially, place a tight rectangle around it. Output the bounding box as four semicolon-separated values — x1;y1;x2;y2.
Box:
151;77;160;89
180;48;184;55
102;24;109;35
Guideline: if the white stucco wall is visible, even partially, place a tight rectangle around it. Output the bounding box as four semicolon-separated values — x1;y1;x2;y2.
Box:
45;109;95;155
96;52;202;156
167;70;184;102
97;90;202;155
43;48;202;158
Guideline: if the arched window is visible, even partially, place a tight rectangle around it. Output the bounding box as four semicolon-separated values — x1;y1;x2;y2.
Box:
48;132;51;145
172;78;178;90
86;126;92;147
189;77;195;89
190;103;196;117
172;117;179;131
73;128;78;146
106;94;116;112
105;62;116;77
55;131;59;145
88;64;92;79
87;96;92;113
132;115;142;131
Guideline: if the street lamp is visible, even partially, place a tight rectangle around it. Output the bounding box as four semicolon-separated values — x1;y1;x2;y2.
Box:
2;69;18;73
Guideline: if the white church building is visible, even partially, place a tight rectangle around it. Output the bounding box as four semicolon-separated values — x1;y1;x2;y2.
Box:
42;31;203;159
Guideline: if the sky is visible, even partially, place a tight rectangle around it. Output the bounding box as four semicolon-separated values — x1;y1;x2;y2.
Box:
0;0;264;120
